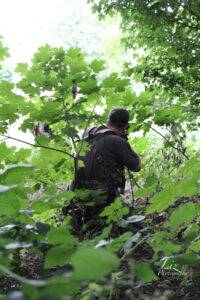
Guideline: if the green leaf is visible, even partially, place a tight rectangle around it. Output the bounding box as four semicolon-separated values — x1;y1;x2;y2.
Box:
42;278;79;297
31;200;49;213
95;225;112;242
148;231;181;256
159;241;181;254
154;106;183;125
0;80;14;96
79;78;98;94
45;246;74;268
67;47;84;59
131;136;150;154
57;191;75;202
106;92;122;106
135;184;156;197
0;143;13;162
0;187;20;216
189;239;200;253
161;254;199;267
146;177;200;214
46;226;77;246
106;232;132;252
17;213;35;225
90;59;105;73
40;101;62;121
71;247;119;280
182;224;199;243
133;262;158;282
15;63;28;75
0;164;33;185
102;73;129;91
0;40;9;62
169;203;200;229
138;90;154;106
100;198;129;223
178;157;200;177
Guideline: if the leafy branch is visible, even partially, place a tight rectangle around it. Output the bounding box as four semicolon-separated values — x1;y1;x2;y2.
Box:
150;126;189;160
0;133;75;158
177;0;200;21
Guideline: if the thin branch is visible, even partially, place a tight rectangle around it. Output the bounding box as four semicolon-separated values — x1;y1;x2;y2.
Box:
35;136;42;147
128;171;142;189
0;133;75;159
77;96;103;155
127;169;134;200
0;137;9;142
61;89;78;153
165;127;187;152
83;97;102;137
150;126;189;160
66;118;78;153
121;235;151;261
109;280;114;300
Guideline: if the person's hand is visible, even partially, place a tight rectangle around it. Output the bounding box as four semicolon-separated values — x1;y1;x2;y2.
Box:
119;125;129;140
119;130;128;140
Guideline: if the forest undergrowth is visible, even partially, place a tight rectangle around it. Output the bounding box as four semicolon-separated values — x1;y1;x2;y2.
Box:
0;0;200;299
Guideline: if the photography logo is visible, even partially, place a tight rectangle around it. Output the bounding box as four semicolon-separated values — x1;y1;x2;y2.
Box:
158;258;187;278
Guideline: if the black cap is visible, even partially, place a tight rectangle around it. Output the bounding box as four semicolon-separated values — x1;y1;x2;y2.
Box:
108;108;129;128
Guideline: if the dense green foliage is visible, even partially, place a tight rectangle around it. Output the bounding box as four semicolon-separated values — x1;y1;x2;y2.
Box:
0;1;199;299
91;0;200;132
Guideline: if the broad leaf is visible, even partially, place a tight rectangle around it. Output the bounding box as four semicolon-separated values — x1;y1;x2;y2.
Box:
45;246;75;268
46;226;78;246
71;247;119;280
133;262;158;282
0;165;33;185
169;203;200;229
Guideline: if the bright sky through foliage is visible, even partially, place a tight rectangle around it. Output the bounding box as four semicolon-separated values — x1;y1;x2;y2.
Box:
0;0;112;146
0;0;107;68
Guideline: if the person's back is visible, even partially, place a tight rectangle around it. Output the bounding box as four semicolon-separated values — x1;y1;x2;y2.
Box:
75;108;141;202
63;108;141;236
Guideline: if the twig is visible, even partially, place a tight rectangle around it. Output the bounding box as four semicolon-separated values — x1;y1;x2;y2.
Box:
150;126;189;160
121;235;150;261
62;96;78;153
0;264;46;287
109;281;114;300
127;169;134;200
35;136;42;147
0;137;9;142
0;133;75;158
77;96;102;155
165;127;186;151
129;171;142;189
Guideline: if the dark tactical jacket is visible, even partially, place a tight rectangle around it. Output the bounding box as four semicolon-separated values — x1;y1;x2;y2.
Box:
74;125;140;192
